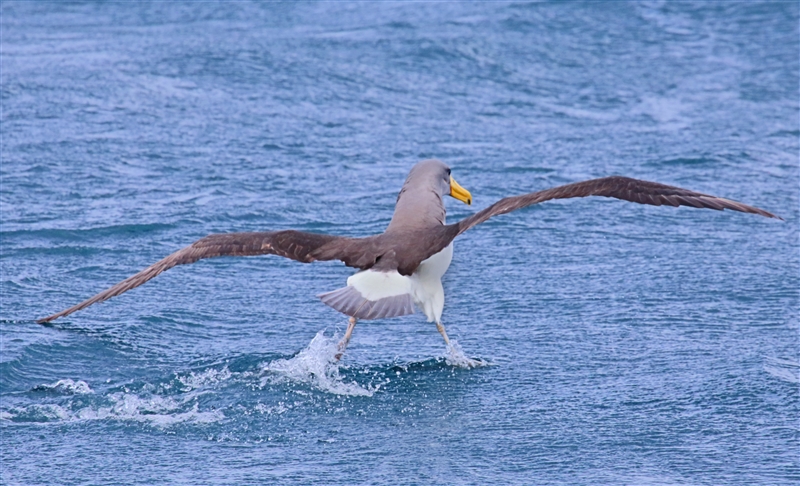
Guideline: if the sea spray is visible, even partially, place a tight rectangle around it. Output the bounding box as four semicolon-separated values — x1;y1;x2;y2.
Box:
261;330;375;397
445;340;491;368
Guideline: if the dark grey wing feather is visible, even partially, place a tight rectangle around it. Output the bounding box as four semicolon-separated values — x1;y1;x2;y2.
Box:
454;176;781;236
38;230;370;323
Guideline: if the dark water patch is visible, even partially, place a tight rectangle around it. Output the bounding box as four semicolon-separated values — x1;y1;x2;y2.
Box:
768;129;800;138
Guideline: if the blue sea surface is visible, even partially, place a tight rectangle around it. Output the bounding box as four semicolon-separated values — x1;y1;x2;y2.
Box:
1;2;798;484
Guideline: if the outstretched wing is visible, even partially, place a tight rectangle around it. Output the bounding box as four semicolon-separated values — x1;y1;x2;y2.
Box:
453;176;781;237
37;230;369;323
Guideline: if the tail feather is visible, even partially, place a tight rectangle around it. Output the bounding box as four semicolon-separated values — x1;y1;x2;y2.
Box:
318;286;415;320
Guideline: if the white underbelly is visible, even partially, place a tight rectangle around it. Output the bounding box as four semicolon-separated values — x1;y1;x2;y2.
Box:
410;243;453;323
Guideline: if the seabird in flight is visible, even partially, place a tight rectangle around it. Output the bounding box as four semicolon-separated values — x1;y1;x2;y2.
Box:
38;159;780;360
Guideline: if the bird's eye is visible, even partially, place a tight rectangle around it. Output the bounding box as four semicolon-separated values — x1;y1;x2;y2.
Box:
446;168;452;175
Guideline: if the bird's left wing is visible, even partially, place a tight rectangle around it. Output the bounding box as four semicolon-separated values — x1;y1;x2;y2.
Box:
453;176;782;237
37;230;372;323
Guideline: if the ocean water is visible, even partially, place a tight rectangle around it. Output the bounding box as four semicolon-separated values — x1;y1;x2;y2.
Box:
1;2;798;484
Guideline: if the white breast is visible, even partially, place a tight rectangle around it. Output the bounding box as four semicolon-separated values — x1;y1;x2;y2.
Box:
410;243;453;323
415;243;453;280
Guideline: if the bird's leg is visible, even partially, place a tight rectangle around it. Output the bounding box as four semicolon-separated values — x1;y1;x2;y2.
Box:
335;316;357;361
436;320;451;346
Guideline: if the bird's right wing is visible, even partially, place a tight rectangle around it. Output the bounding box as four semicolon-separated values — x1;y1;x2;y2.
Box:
38;230;374;323
453;176;782;237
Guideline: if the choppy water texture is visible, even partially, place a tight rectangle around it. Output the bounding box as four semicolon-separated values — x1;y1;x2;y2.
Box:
2;2;798;484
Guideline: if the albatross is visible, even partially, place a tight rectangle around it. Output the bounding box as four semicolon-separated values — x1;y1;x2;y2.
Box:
38;159;781;360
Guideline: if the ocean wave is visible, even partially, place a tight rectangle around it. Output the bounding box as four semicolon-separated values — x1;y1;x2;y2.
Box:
2;391;223;427
32;378;94;395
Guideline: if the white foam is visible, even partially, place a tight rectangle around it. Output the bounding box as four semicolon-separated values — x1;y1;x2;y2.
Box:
5;388;223;427
98;393;223;426
14;403;71;422
444;340;490;369
261;330;375;397
35;379;93;395
253;402;290;416
178;366;232;391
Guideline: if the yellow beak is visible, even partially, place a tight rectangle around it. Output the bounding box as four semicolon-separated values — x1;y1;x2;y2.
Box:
449;176;472;205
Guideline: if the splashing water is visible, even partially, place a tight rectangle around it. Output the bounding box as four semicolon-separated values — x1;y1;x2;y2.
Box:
444;340;491;369
261;331;375;397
